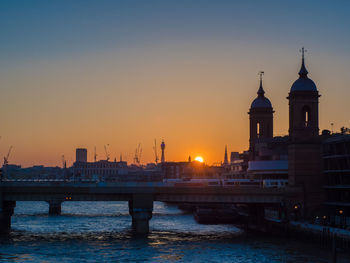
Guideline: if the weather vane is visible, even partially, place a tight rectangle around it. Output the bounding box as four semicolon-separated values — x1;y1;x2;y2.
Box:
258;71;264;81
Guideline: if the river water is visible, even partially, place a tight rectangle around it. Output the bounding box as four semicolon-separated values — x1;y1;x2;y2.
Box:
0;201;347;262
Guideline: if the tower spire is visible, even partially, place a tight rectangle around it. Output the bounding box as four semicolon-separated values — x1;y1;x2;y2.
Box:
257;71;265;97
298;47;308;78
224;145;228;165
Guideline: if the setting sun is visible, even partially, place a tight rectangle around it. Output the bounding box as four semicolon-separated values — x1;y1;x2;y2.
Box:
194;156;204;163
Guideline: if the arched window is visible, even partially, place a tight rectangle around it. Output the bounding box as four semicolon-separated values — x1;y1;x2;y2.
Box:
302;106;311;127
257;122;260;138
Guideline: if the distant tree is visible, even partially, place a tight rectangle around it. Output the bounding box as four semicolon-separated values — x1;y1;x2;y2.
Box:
322;129;331;136
340;127;350;134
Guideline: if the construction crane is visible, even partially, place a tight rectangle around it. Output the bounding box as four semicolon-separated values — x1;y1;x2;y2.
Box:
139;145;142;164
134;144;142;165
153;139;159;164
3;146;13;165
104;144;110;161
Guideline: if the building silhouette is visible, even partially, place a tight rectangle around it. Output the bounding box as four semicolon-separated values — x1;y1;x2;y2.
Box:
248;72;274;160
223;145;229;165
287;48;323;218
323;134;350;227
245;48;349;224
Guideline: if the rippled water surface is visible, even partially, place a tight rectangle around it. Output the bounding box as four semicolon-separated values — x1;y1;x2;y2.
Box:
0;201;347;262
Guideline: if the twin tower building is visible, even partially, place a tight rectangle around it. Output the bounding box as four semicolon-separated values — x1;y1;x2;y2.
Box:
248;49;323;217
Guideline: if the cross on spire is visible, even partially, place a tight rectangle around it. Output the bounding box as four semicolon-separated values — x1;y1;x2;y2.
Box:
300;47;307;60
257;71;265;97
298;47;308;77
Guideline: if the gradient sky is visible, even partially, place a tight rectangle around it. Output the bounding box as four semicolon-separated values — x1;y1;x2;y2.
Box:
1;0;349;167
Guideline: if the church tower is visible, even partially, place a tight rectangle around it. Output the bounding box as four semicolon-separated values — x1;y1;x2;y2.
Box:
287;48;323;218
248;72;274;159
288;48;320;142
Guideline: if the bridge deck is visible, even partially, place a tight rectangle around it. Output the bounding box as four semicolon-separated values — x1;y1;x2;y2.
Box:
0;182;299;204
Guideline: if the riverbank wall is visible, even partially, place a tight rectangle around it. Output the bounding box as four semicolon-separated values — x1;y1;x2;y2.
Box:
243;216;350;260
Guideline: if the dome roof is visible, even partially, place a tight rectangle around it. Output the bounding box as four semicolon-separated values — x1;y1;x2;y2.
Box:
250;73;273;109
290;47;318;93
251;96;272;108
291;77;317;92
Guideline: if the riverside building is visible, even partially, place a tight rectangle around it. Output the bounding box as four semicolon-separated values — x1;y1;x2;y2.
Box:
323;133;350;228
244;48;349;226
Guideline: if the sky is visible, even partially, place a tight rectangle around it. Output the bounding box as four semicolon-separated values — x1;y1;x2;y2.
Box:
0;0;349;167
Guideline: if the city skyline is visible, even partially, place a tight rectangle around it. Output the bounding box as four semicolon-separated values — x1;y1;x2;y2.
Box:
1;1;350;167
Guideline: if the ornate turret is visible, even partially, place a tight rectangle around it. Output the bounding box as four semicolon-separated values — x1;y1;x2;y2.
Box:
250;72;273;109
288;48;320;141
290;47;317;93
248;72;274;159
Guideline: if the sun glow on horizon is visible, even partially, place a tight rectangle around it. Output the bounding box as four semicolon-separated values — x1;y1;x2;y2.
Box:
194;156;204;163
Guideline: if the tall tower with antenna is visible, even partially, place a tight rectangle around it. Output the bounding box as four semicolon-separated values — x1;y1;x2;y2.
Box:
161;140;165;163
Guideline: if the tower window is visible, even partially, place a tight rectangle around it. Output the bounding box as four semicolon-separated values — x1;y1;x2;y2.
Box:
257;122;260;138
302;106;311;127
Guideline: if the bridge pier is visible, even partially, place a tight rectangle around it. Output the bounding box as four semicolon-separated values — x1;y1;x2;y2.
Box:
128;194;153;235
48;200;62;215
0;200;16;234
248;204;265;227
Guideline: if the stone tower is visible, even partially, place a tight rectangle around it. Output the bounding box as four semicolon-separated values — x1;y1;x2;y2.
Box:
287;48;323;218
248;72;274;160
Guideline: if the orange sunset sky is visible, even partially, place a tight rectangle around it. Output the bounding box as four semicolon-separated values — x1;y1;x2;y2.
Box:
0;1;349;167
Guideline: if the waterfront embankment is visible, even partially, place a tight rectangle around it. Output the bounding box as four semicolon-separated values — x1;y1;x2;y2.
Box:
243;216;350;262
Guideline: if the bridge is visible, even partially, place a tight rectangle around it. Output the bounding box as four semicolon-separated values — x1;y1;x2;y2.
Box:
0;181;301;234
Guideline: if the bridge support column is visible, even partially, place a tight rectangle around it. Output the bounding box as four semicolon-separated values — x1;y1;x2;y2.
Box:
0;200;16;234
248;204;265;227
129;194;153;235
48;200;62;215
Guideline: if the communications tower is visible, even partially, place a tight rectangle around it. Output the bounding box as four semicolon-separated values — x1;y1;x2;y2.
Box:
161;140;165;163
